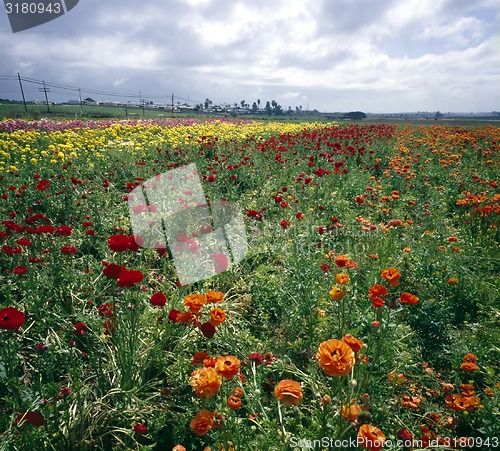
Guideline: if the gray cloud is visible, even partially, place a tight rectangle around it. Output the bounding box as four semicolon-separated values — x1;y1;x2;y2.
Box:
0;0;498;112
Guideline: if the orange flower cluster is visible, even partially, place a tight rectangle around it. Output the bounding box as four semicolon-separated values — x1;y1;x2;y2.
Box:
168;290;225;338
368;269;419;311
445;383;481;412
189;353;240;399
274;379;303;407
317;339;355;376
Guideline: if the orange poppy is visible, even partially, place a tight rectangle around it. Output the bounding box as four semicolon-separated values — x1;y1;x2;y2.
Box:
274;379;303;407
329;286;346;301
399;292;419;305
227;395;242;410
215;356;240;379
368;284;388;300
189;367;222;398
381;268;400;287
357;424;386;451
317;339;355;376
205;290;224;303
444;394;478;412
401;394;421;410
189;409;215;436
460;352;478;372
232;387;244;398
184;293;206;313
336;273;350;284
341;403;362;422
209;308;227;326
342;334;363;352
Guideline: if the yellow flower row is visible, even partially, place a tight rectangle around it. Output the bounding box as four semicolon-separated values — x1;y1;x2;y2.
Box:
0;120;333;172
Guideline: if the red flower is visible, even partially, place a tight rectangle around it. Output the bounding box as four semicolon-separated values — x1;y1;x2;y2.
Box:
133;423;148;435
150;292;167;308
117;268;144;288
102;262;124;280
247;353;263;366
13;265;28;275
246;209;263;221
61;245;78;255
56;225;73;236
280;219;291;229
168;309;181;322
0;307;25;330
210;253;228;274
14;411;45;428
107;234;130;252
74;322;88;336
200;321;216;338
37;225;54;234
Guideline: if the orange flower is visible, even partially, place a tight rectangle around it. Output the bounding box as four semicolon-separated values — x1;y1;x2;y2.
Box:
401;394;421;410
371;297;384;308
215;356;240;379
232;387;244;398
205;290;224;303
381;268;400;286
274;379;303;407
341;403;362;422
334;255;350;267
317;339;355;376
329;286;346;301
342;334;363;352
445;394;477;412
210;308;227;326
368;284;388;300
227;395;242;410
388;372;407;386
448;277;459;284
184;293;206;313
357;424;386;451
189;367;222;398
189;409;215;436
336;273;350;284
399;292;419;305
460;353;478;372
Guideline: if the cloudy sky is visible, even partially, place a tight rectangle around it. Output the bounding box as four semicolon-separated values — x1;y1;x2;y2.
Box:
1;0;499;113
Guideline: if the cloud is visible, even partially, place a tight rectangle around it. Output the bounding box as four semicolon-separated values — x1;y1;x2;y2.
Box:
0;0;498;112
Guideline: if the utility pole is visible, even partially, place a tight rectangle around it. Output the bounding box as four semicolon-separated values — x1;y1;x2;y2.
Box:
17;73;28;112
78;88;83;114
39;81;51;113
171;93;174;116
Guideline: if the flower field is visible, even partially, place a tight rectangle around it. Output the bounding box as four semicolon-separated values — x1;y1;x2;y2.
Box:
0;118;499;450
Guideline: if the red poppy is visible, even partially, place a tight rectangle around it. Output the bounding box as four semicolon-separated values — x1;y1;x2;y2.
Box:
56;225;73;236
150;292;167;308
200;321;216;338
107;234;130;252
14;411;45;428
13;265;28;275
61;245;78;255
168;309;181;322
210;253;228;274
0;307;25;330
102;262;124;280
117;268;144;288
133;423;148;434
74;322;88;336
